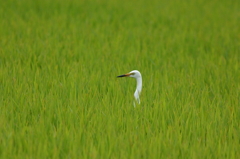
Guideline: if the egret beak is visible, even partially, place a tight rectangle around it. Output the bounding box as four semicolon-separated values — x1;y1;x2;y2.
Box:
117;73;131;78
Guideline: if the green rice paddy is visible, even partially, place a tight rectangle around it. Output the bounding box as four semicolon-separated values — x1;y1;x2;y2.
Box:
0;0;239;158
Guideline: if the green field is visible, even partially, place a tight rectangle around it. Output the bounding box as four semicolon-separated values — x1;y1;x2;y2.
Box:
0;0;239;158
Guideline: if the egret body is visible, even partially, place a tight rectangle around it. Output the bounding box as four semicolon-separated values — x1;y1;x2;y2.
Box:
117;70;142;106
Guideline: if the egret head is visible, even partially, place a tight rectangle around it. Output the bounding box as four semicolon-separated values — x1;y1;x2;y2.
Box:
117;70;141;79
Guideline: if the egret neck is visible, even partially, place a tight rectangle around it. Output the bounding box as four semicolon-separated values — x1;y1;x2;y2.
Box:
134;76;142;104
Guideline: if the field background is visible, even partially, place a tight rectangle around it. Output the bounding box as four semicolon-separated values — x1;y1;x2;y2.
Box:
0;0;239;158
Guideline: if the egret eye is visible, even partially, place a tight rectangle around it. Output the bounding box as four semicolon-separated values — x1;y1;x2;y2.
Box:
131;73;135;75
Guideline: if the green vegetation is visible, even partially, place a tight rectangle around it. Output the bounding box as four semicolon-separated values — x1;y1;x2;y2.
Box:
0;0;239;158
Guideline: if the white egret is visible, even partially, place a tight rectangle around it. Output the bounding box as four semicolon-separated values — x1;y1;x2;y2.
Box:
117;70;142;106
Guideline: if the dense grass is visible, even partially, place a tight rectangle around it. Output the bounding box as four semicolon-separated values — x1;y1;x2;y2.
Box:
0;0;239;158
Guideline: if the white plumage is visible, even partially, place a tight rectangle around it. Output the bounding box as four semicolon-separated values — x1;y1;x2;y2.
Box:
117;70;142;106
